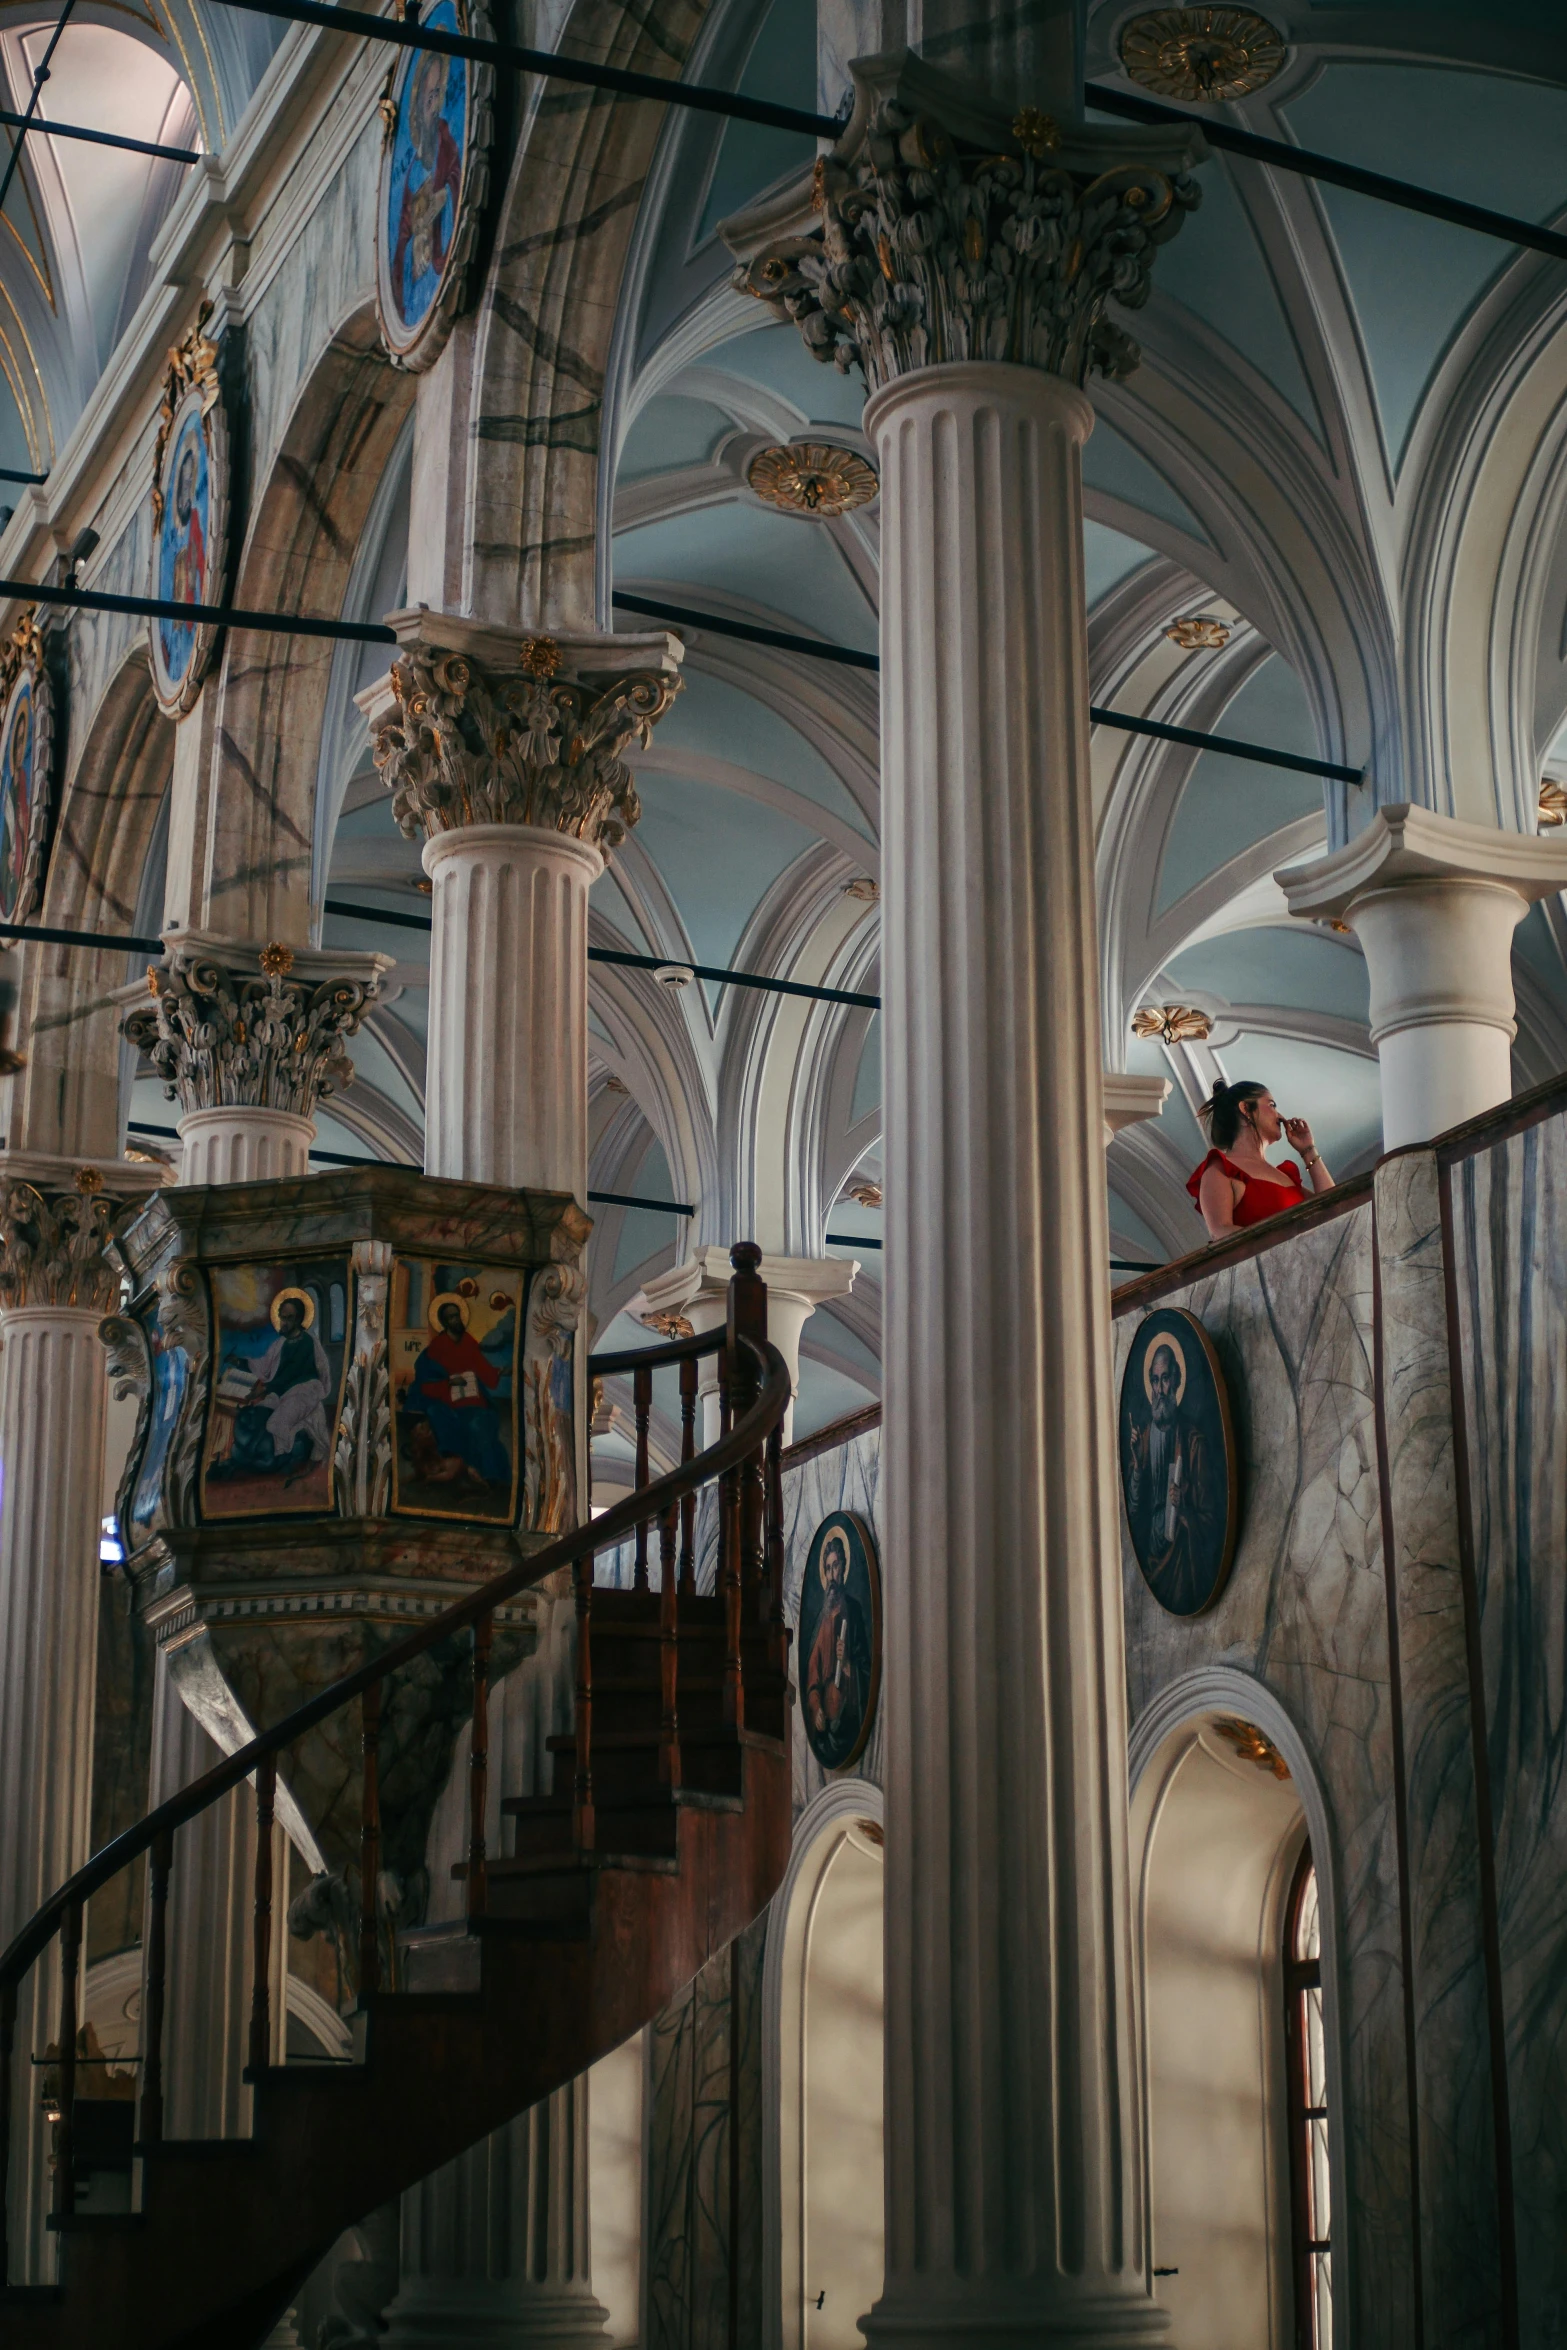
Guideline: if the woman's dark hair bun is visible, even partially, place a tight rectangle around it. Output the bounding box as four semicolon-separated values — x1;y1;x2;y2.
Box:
1198;1077;1266;1150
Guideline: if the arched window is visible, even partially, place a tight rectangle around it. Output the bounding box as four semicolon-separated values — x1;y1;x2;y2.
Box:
1284;1847;1332;2349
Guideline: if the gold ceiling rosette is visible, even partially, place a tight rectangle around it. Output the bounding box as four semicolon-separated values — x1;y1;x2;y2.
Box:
1119;7;1287;104
746;442;879;519
1132;1004;1213;1045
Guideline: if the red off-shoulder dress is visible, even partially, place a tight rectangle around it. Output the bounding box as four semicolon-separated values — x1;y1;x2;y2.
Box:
1187;1148;1309;1228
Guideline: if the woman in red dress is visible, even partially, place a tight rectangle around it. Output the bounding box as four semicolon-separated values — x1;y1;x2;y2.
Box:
1188;1079;1334;1239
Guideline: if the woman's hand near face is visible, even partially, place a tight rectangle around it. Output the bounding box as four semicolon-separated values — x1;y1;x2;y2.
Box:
1283;1116;1334;1191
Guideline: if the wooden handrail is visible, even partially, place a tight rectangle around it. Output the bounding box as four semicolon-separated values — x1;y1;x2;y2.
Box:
0;1327;789;1997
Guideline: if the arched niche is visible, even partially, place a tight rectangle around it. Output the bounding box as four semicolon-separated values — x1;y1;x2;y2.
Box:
1130;1673;1346;2350
14;645;174;1157
197;303;414;946
762;1778;885;2350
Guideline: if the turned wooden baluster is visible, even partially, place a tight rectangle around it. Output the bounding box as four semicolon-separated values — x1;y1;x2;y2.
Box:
0;1977;15;2281
573;1545;596;1852
633;1363;652;1593
247;1755;276;2074
140;1828;173;2147
659;1468;681;1788
360;1682;382;2001
729;1242;767;1613
678;1352;698;1598
766;1422;788;1673
468;1612;493;1922
54;1899;81;2220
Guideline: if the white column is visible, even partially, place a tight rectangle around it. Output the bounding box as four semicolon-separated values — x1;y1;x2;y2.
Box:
727;59;1204;2340
1277;804;1567;1149
178;1107;316;1184
357;609;682;1205
383;2081;609;2348
423;826;601;1194
0;1157;163;2278
1102;1072;1170;1147
638;1246;858;1445
870;357;1164;2347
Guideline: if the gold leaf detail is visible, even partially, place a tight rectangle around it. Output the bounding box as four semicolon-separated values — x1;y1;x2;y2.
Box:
1119;6;1287;103
746;442;879;520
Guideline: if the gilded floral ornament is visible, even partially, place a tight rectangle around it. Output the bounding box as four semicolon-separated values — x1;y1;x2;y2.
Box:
1132;1003;1212;1044
367;643;680;848
1119;8;1287;104
1538;776;1567;829
123;947;380;1119
729;71;1203;392
1165;614;1231;650
1214;1716;1291;1778
746;442;879;517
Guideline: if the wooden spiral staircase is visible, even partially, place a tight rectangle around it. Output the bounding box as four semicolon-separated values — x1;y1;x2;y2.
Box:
0;1248;792;2350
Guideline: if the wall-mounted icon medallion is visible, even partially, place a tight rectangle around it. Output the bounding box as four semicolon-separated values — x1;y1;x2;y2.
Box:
1119;1307;1239;1615
800;1510;882;1771
148;305;227;718
375;0;494;372
0;606;53;924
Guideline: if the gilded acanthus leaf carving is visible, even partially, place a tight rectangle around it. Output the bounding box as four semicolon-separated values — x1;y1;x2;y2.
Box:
367;644;680;847
123;948;379;1119
0;1172;127;1311
733;95;1201;393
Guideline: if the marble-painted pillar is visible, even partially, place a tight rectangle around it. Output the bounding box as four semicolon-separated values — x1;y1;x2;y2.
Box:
0;1154;165;2278
1277;805;1567;1149
358;609;682;1198
638;1247;858;1446
122;933;389;1181
727;53;1203;2346
382;2080;610;2349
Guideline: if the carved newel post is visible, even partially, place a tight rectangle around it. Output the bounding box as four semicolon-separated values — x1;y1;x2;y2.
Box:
0;1155;166;2278
359;612;682;1198
122;937;390;1182
729;55;1204;2346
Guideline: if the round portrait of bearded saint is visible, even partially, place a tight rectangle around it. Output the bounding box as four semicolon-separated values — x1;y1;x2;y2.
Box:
1118;1307;1239;1616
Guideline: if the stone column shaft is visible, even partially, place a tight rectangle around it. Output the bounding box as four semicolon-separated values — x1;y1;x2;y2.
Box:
868;360;1159;2344
0;1156;164;2278
384;2080;609;2347
423;825;599;1195
639;1246;858;1445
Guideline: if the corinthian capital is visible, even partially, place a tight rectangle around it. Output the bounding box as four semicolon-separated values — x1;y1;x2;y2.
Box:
355;609;683;849
725;51;1205;394
0;1153;167;1312
122;935;389;1122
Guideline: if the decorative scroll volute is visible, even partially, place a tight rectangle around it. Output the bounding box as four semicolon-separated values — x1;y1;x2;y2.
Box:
523;1261;587;1534
122;943;380;1120
729;61;1204;392
335;1239;395;1520
365;638;680;848
0;1166;126;1312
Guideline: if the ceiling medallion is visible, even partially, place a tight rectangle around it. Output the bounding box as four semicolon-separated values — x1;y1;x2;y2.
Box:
843;1178;883;1208
1214;1717;1291;1779
1132;1004;1212;1045
1539;777;1567;829
1165;614;1231;651
843;877;880;902
746;442;879;519
1119;8;1287;104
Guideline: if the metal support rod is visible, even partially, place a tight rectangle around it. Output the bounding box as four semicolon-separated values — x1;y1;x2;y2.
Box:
359;1682;381;2002
612;593;1364;784
0;0;78;224
247;1755;275;2075
139;1829;172;2149
468;1613;492;1923
54;1896;81;2221
0;574;397;644
0;108;198;161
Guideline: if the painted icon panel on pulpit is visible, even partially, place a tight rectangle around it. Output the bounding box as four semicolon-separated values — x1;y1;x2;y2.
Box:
389;1258;521;1522
1118;1307;1239;1616
799;1511;882;1773
129;1312;188;1538
201;1259;350;1518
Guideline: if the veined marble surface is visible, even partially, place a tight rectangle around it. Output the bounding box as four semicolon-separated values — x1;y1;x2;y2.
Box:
1448;1108;1567;2337
1113;1201;1416;2350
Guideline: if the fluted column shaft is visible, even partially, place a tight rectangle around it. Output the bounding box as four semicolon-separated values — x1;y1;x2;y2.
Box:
423;826;601;1195
384;2080;609;2346
0;1306;110;2278
865;361;1159;2345
178;1107;316;1184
